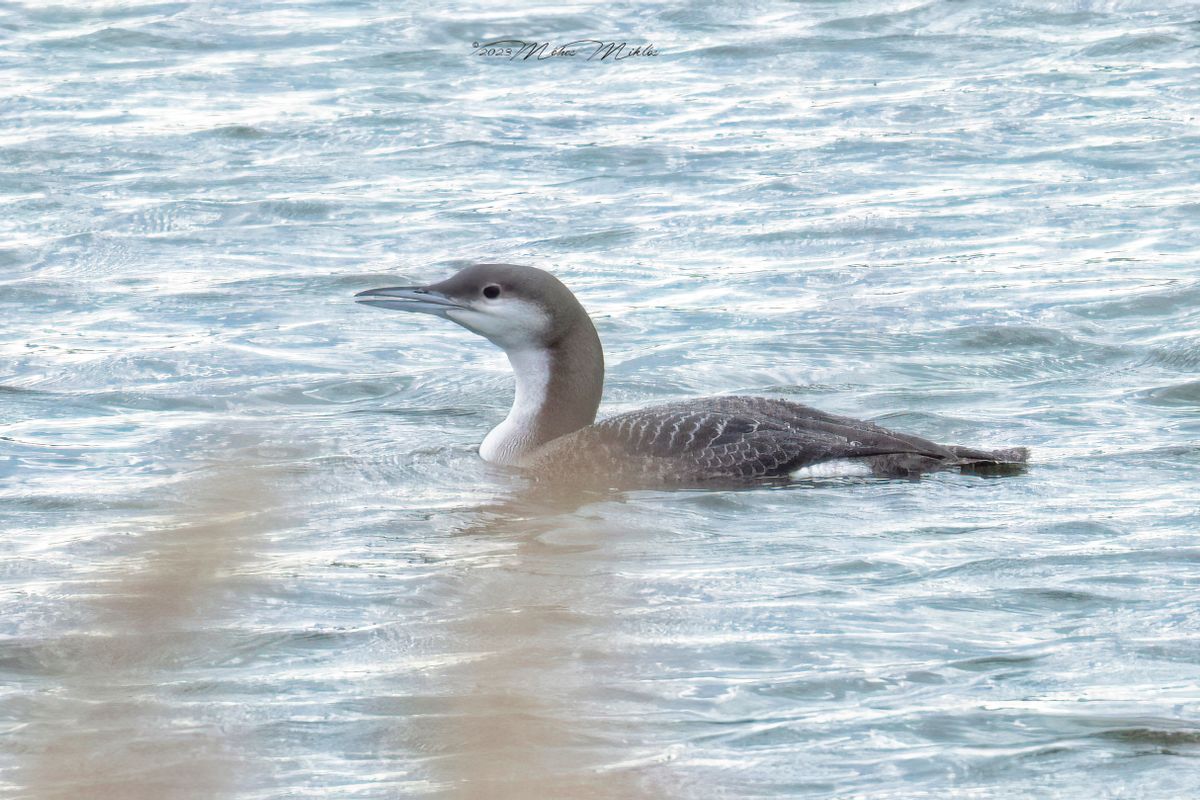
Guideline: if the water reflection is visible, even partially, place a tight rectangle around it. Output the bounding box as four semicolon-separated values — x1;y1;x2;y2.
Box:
19;447;285;799
16;449;664;798
416;490;663;798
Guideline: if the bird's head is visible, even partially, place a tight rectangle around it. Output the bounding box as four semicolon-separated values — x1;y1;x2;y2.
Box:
355;263;586;352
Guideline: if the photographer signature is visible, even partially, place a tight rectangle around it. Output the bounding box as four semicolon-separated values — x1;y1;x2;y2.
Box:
471;39;660;62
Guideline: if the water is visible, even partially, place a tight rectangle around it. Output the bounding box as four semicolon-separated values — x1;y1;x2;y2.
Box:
2;1;1200;797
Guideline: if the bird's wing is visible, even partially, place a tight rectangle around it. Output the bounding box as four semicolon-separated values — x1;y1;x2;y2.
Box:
589;399;953;480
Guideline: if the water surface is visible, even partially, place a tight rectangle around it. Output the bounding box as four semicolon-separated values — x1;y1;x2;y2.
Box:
2;1;1200;797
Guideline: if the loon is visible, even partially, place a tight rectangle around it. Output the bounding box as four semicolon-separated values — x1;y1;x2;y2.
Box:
355;264;1028;488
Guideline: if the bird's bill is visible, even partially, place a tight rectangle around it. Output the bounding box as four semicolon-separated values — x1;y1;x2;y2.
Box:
353;286;466;316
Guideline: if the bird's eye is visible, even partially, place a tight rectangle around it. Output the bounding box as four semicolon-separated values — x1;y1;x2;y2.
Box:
482;285;501;299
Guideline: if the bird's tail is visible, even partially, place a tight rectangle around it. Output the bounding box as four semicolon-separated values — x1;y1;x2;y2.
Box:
949;445;1030;476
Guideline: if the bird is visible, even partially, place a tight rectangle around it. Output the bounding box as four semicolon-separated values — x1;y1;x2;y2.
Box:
355;264;1028;489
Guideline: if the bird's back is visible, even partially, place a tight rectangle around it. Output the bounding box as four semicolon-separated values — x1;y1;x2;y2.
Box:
522;395;1025;488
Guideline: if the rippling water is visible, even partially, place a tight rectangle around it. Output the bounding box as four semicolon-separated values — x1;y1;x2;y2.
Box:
3;1;1200;797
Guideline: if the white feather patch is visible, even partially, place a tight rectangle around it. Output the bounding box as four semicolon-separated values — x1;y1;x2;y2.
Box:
479;348;551;465
446;299;551;350
789;459;874;479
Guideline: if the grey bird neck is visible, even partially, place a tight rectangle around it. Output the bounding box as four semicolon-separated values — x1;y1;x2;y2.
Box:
481;308;604;466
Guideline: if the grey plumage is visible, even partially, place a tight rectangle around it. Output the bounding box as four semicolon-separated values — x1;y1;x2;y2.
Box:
527;395;1027;488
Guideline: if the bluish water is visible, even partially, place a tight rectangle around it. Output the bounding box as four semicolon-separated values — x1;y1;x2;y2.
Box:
3;1;1200;797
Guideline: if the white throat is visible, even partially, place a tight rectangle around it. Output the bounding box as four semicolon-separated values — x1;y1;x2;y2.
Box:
479;348;553;465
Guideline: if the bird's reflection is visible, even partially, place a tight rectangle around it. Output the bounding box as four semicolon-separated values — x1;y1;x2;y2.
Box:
415;481;665;799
